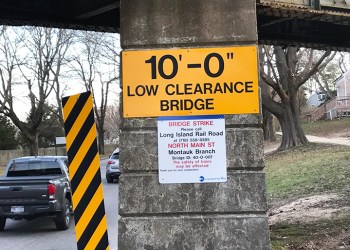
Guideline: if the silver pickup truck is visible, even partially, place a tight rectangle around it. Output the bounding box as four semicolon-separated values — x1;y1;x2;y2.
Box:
0;156;72;231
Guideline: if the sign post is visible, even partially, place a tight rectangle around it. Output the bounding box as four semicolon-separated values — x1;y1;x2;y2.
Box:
62;92;110;250
54;137;66;156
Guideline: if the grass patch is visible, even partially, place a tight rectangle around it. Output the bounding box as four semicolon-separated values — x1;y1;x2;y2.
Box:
0;166;4;176
265;143;350;201
270;216;350;250
266;130;350;249
302;118;350;136
267;143;350;248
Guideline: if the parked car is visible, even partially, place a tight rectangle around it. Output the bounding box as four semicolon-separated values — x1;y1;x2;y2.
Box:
106;149;121;183
0;156;72;231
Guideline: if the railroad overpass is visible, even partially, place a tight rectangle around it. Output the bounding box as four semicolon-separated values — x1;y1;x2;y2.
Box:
1;1;348;249
257;0;350;50
0;0;350;50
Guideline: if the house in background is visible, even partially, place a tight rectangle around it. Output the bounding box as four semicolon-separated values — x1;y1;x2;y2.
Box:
336;70;350;112
310;70;350;121
306;91;326;109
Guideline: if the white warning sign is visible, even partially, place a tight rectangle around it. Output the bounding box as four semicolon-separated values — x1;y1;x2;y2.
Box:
157;115;227;184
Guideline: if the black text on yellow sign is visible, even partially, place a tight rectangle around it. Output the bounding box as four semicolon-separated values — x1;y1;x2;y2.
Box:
62;91;110;250
122;46;259;117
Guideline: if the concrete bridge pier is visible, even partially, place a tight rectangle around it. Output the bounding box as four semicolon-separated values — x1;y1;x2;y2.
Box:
118;0;270;249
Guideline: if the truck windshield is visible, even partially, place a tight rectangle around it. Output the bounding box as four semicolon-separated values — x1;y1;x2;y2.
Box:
7;160;63;177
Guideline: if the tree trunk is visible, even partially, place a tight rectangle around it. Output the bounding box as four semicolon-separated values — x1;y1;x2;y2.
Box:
260;45;331;150
27;134;39;156
263;109;276;141
98;129;105;155
277;95;308;150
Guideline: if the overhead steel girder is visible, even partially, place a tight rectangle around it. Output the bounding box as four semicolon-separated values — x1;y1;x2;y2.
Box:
257;1;350;51
0;1;350;50
0;0;120;32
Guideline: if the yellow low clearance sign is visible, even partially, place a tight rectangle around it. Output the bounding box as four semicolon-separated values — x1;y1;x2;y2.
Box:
122;46;259;117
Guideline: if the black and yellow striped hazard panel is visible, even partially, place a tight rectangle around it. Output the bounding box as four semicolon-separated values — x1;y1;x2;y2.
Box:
62;91;109;250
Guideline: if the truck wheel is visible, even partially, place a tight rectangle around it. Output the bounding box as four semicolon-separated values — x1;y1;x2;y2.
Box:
0;217;6;231
55;198;71;230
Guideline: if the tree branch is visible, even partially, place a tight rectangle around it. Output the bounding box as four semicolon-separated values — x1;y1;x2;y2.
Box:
297;50;331;88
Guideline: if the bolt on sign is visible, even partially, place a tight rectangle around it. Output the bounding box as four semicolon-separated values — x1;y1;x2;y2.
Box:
62;91;110;250
122;46;259;117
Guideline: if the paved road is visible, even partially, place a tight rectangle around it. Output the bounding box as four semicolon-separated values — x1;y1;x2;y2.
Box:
265;133;350;154
0;158;119;250
304;134;350;146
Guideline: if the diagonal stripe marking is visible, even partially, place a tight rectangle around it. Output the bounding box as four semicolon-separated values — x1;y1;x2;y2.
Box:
66;98;93;151
85;216;109;250
75;183;104;241
96;232;109;250
62;96;68;108
72;154;100;209
73;169;101;224
70;142;97;192
63;94;80;123
69;125;97;179
76;199;105;249
66;111;94;163
64;92;90;137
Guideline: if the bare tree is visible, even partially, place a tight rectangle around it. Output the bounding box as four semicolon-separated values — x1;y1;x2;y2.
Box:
338;52;350;74
47;30;75;127
70;31;119;154
308;52;340;101
0;27;73;155
260;46;333;150
0;27;17;113
104;103;121;145
260;46;276;141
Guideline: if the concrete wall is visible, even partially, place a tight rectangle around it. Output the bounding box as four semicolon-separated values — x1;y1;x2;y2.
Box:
119;117;270;249
119;0;270;249
0;144;117;167
0;147;66;166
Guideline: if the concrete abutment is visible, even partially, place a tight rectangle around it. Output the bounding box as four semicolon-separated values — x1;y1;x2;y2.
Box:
119;0;270;249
